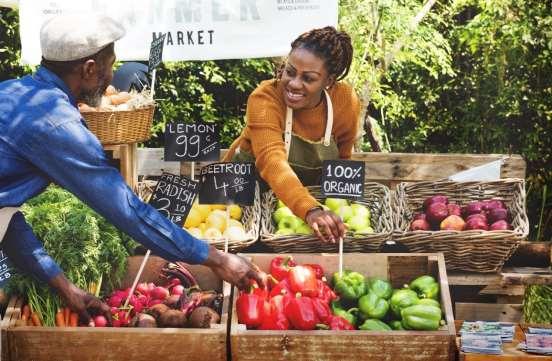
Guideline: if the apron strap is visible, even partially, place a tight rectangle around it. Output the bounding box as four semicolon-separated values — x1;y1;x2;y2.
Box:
0;207;20;242
284;89;334;157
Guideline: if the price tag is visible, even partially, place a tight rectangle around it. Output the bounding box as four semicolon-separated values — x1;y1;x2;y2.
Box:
148;172;199;226
321;160;365;200
148;33;166;72
164;121;221;162
198;162;256;206
0;250;13;288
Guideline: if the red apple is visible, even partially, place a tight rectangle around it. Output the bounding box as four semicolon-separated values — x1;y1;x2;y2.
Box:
410;219;431;231
423;195;449;210
447;203;462;217
487;208;509;224
440;215;466;231
426;203;449;225
463;201;484;217
482;199;506;211
413;212;427;221
466;213;488;224
489;220;511;230
465;218;489;230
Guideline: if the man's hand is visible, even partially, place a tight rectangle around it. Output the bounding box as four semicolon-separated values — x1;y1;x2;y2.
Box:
203;246;266;290
305;208;346;243
49;273;112;326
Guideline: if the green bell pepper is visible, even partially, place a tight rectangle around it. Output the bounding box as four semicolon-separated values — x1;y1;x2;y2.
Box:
409;275;440;300
359;319;392;331
390;289;419;317
400;304;442;331
331;300;358;326
366;278;393;300
418;298;441;312
358;292;389;320
389;320;405;330
332;270;367;301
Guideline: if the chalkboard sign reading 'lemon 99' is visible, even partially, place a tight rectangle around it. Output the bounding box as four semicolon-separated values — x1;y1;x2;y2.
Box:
164;122;221;162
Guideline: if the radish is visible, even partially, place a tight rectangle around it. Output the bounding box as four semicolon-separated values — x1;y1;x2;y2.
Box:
151;286;170;300
107;295;123;307
136;282;150;295
171;285;185;296
94;315;107;327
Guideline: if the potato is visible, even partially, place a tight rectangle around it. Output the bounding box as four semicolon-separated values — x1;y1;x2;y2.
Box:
104;84;117;96
110;91;131;105
187;306;220;328
148;303;170;320
78;103;96;112
158;309;187;328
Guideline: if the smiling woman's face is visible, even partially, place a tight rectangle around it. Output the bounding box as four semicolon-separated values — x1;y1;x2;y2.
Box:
280;48;334;110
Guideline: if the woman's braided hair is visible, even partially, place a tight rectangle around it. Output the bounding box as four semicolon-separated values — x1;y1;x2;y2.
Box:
289;26;353;81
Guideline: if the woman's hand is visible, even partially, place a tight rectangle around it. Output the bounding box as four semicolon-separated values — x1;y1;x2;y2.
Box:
305;207;346;243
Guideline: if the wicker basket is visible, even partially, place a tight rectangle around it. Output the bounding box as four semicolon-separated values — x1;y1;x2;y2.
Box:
81;105;155;145
393;178;529;272
260;182;393;253
135;180;261;253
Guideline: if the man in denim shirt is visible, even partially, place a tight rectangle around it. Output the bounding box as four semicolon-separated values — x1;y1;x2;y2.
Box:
0;14;264;325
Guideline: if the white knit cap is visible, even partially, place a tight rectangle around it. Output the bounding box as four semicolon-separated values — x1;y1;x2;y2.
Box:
40;13;126;61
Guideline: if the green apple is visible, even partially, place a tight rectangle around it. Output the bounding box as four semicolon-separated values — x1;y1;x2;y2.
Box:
354;226;374;235
324;198;348;212
277;199;286;209
346;214;370;232
275;228;295;236
351;203;371;219
336;205;354;222
278;215;303;231
273;206;294;224
295;223;314;235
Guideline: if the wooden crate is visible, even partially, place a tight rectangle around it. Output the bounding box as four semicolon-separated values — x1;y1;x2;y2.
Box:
230;253;456;361
1;256;230;361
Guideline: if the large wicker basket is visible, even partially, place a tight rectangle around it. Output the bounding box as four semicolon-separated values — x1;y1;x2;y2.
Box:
260;182;393;253
82;105;155;145
393;178;529;272
135;179;261;253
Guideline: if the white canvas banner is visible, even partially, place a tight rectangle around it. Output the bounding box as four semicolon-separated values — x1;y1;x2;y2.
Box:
18;0;338;65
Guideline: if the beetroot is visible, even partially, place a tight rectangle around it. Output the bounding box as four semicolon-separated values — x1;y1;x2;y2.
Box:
131;313;157;328
151;286;170;300
426;203;449;225
159;310;188;328
447;204;462;217
171;285;185;296
463;202;484;216
148;304;170;320
164;294;181;309
482;199;506;211
423;195;449;210
93;315;107;327
188;306;220;328
410;219;430;231
488;208;509;224
489;220;511;231
465;218;489;230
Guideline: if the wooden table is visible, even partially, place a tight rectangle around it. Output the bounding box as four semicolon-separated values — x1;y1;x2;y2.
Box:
456;321;552;360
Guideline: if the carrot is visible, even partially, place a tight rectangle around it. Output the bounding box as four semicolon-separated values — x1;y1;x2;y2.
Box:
64;307;71;327
21;305;30;321
55;309;65;327
69;312;79;327
30;312;42;327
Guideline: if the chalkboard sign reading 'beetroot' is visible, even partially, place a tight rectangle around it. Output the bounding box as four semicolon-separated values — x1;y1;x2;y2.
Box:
198;162;256;206
321;160;365;200
149;172;198;226
164;122;220;162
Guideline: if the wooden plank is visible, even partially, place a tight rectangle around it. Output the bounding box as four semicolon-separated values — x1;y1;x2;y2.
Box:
501;267;552;286
448;272;501;286
231;253;456;361
388;255;428;288
480;284;526;297
505;242;551;268
455;303;522;322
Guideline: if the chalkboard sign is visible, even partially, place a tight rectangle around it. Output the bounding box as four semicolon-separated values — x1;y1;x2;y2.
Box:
148;33;166;72
164;122;221;162
0;250;13;288
198;162;256;206
148;172;199;226
321;160;365;199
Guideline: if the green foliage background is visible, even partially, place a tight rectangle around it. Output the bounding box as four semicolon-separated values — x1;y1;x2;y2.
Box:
1;1;549;241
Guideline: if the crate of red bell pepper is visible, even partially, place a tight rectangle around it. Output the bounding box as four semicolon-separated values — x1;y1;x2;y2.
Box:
230;253;456;361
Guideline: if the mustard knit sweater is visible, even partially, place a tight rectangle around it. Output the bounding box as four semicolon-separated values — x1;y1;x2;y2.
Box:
225;79;360;220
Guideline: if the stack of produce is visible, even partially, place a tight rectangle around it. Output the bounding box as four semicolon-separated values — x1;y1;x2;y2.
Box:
410;195;512;231
78;85;154;112
183;202;247;241
272;198;373;236
235;256;445;331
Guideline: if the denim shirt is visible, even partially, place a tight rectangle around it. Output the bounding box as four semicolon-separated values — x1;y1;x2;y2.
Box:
0;67;209;282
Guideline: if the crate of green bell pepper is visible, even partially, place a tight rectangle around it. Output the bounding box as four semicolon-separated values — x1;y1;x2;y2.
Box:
230;253;455;361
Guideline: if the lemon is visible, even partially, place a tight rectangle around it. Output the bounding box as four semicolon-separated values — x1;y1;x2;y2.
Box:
184;208;202;228
206;212;227;232
195;204;211;222
198;223;207;233
228;219;244;229
223;226;247;241
204;227;222;239
210;204;226;210
228;204;243;220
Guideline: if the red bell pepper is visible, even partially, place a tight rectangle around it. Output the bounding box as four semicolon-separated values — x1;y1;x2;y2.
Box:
236;289;265;329
316;279;337;303
270;256;296;281
311;297;331;322
250;280;269;300
269;277;292;298
259;295;290;330
305;264;325;279
289;265;318;297
326;315;355;330
285;293;319;330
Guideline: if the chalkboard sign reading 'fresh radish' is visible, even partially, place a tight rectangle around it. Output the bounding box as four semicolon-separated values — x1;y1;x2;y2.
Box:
149;172;199;226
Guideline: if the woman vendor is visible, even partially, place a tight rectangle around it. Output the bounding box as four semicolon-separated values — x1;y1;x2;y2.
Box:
224;26;360;243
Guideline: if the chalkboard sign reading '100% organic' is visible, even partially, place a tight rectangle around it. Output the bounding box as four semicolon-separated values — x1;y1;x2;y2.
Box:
321;160;365;200
198;162;256;206
164;122;221;162
148;173;199;226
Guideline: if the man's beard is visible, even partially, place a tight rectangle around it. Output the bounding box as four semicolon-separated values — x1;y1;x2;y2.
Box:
79;73;108;107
